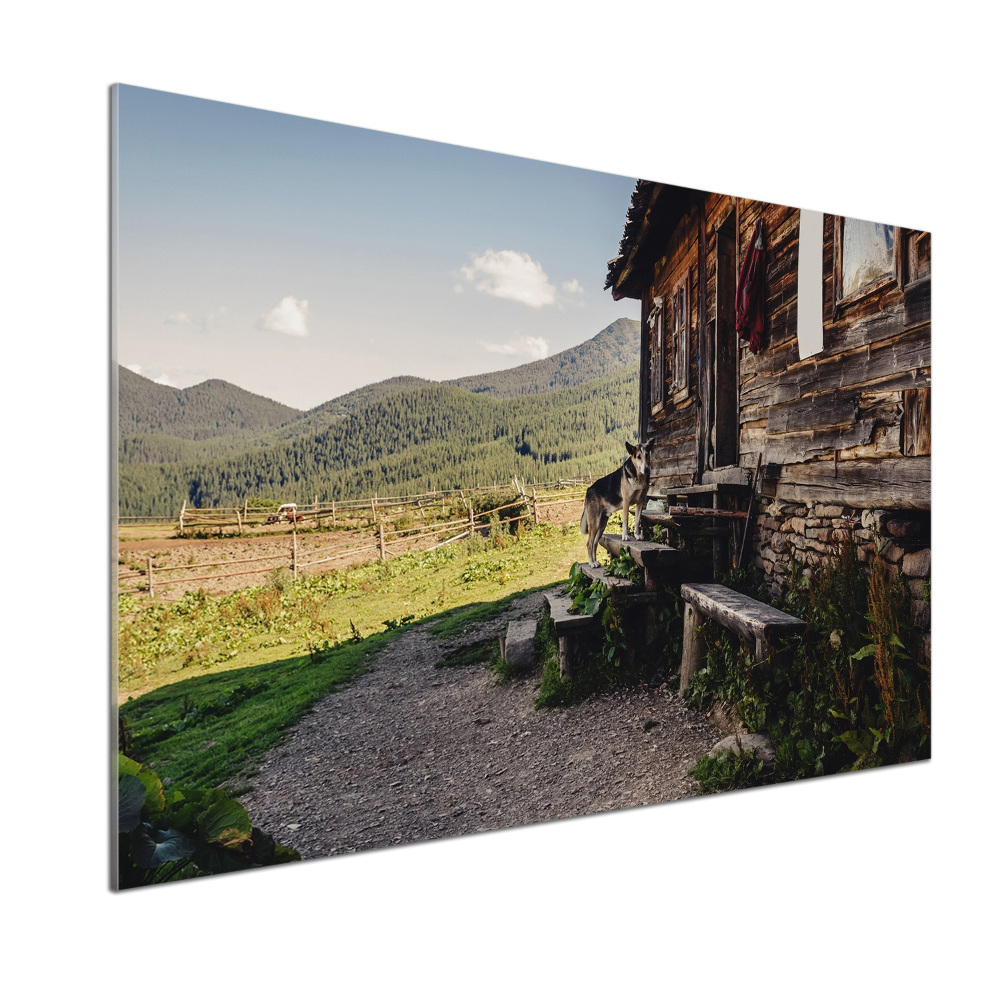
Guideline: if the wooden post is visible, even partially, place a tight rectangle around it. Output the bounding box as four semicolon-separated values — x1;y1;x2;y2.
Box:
332;499;336;529
179;500;186;535
468;502;475;531
243;498;248;521
291;526;298;580
532;486;539;525
371;496;377;527
146;556;154;599
236;508;243;536
379;520;386;560
679;602;707;699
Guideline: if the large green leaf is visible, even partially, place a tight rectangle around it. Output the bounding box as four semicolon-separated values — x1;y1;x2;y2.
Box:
118;753;165;815
199;798;252;848
118;774;147;833
130;824;194;867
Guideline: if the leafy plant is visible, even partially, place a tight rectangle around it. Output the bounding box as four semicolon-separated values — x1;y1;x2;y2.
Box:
690;748;766;793
117;753;299;888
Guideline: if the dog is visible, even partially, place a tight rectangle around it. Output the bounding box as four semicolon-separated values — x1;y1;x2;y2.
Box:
579;439;653;567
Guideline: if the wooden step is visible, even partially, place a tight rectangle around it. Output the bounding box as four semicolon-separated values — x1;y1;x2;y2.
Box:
544;590;597;633
599;533;680;569
579;562;657;603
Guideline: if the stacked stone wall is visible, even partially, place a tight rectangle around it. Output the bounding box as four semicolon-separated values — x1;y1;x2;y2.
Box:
753;499;931;667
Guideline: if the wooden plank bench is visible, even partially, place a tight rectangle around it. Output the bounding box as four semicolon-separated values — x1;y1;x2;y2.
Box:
678;583;806;698
544;590;598;679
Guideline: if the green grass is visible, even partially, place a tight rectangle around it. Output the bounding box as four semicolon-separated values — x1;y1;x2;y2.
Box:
435;636;499;669
119;633;393;790
119;521;586;698
119;521;588;791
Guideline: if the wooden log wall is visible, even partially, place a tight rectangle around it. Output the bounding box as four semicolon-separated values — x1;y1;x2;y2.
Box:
644;204;701;491
638;186;931;511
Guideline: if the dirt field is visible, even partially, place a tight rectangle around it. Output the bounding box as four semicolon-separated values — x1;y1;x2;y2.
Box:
117;499;585;601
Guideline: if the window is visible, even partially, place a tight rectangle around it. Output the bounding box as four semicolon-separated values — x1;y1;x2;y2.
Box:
671;275;690;395
837;217;898;301
649;296;665;414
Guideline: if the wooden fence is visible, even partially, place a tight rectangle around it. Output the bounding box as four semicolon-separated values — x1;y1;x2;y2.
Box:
117;478;590;598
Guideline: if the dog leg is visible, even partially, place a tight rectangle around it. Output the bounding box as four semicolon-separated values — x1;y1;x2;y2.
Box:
622;501;632;541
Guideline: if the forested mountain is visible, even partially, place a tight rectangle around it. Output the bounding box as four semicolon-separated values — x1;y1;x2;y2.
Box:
118;317;642;515
119;367;641;515
118;367;302;439
446;318;639;397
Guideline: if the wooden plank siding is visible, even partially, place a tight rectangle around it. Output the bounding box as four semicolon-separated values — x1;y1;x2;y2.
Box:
628;185;930;511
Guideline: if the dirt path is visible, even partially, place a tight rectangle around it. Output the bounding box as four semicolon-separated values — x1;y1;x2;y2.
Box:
240;590;720;859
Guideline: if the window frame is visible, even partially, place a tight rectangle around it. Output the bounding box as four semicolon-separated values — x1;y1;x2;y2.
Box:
832;216;903;314
649;295;665;417
670;272;691;401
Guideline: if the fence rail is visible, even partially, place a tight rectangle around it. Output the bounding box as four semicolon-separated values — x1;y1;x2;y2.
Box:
117;478;592;599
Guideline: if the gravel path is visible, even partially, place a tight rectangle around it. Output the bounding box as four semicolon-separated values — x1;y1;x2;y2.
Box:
240;590;720;858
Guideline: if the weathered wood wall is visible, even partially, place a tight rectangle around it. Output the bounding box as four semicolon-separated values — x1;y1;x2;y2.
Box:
638;188;931;511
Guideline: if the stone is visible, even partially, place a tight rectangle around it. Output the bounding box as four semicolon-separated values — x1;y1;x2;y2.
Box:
862;509;887;533
902;548;931;578
885;518;922;540
911;599;931;630
804;517;825;528
881;542;906;564
502;619;537;671
709;733;775;771
815;504;845;518
788;517;808;534
770;533;790;554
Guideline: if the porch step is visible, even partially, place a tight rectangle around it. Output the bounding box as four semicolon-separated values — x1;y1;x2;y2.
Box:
599;533;681;570
579;562;657;602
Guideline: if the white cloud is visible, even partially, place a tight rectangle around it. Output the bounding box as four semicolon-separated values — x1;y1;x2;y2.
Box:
260;296;310;337
481;335;550;361
152;373;177;387
460;249;556;308
561;279;583;294
165;312;191;325
125;363;143;375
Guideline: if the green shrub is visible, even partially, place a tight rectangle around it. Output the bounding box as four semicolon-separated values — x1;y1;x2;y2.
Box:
691;749;766;793
118;753;299;888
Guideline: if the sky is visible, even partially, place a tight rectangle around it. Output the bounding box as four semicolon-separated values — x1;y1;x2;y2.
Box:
114;85;641;410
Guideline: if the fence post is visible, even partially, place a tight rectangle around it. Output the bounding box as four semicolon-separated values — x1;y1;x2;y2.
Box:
332;499;336;529
243;498;248;521
379;520;386;560
147;556;154;599
468;502;475;531
179;500;186;535
236;508;243;536
371;495;377;527
532;486;539;525
291;525;298;580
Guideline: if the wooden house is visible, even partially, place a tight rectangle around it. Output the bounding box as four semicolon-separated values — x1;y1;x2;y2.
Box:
604;183;931;645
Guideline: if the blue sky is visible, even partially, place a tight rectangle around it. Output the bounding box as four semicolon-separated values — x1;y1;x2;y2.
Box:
115;85;640;410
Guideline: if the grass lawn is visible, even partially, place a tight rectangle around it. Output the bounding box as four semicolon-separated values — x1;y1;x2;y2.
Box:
119;521;589;790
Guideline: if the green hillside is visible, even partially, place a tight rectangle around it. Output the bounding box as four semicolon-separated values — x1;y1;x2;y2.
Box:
119;367;640;515
446;317;639;397
118;367;302;440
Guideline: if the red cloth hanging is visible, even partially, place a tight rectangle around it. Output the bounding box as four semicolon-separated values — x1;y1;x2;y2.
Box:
735;218;767;353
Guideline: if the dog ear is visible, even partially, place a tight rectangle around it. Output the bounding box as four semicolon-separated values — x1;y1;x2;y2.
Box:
625;441;637;457
642;438;653;451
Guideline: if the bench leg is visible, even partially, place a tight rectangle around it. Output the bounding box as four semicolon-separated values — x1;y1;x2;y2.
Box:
679;602;706;700
755;635;793;676
558;635;573;680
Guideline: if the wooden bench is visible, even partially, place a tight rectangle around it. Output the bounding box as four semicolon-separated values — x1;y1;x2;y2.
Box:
678;583;806;698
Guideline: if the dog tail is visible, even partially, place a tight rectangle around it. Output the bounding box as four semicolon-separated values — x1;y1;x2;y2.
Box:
579;500;588;535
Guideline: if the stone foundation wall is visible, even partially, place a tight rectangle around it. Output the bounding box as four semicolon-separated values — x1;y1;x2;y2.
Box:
753;499;931;667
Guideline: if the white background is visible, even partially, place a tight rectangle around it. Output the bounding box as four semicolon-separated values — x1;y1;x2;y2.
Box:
3;2;995;995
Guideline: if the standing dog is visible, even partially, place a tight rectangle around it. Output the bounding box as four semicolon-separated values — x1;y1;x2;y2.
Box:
579;439;653;567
